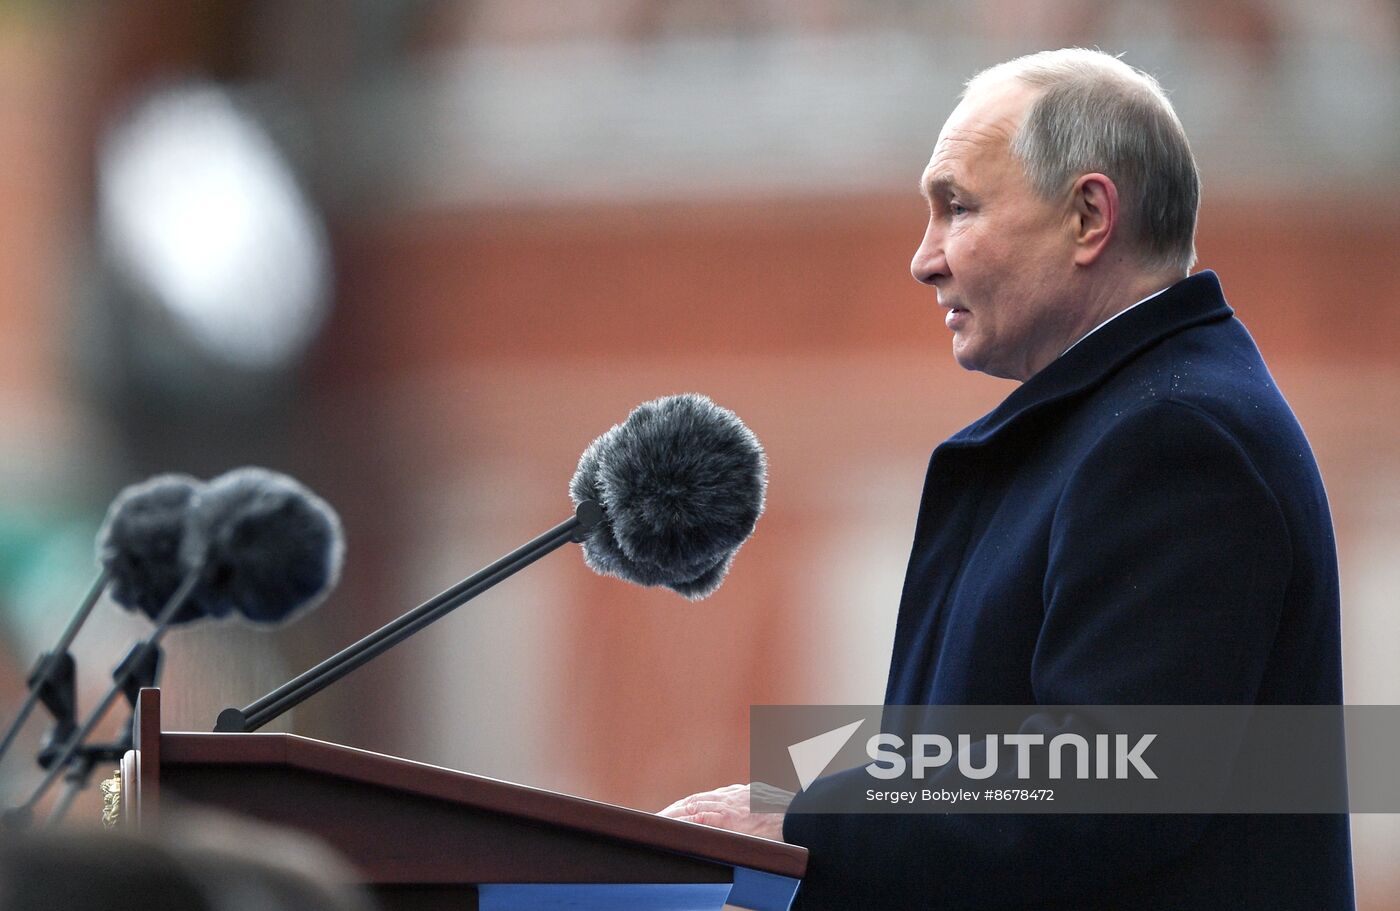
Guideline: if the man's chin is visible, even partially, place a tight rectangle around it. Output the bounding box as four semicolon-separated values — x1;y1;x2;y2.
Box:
952;340;1019;380
951;338;982;373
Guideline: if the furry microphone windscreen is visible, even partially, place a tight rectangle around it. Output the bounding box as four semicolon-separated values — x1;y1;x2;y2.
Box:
569;394;767;599
180;467;345;625
96;474;206;623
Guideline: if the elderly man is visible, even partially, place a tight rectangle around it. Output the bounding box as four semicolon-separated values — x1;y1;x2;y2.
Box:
661;49;1353;908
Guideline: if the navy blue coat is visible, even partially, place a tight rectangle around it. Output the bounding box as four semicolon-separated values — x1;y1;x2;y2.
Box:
783;272;1354;909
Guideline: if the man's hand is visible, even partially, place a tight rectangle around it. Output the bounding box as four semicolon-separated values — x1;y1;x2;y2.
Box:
656;782;793;842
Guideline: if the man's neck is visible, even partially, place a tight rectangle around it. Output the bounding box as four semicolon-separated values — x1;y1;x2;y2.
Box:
1019;269;1185;381
1067;268;1183;340
1066;272;1182;351
1081;270;1182;334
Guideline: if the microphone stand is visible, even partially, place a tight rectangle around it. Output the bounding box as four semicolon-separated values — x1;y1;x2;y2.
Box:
39;645;162;826
3;565;201;829
0;570;110;764
214;500;603;733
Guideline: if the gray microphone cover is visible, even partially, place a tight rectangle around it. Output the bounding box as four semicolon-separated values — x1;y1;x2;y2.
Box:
570;394;766;599
181;467;345;625
97;474;206;623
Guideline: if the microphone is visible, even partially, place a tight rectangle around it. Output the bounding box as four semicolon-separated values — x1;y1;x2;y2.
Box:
0;474;202;767
569;393;767;599
100;474;206;623
8;467;342;826
181;466;345;625
214;393;766;733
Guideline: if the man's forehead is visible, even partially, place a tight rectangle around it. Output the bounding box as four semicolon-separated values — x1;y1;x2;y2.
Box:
920;124;1009;193
920;79;1035;190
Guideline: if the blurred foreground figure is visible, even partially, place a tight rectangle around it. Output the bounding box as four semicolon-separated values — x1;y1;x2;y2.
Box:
0;804;375;911
663;48;1353;910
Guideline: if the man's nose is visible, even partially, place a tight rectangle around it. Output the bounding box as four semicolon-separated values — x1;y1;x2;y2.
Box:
910;221;947;285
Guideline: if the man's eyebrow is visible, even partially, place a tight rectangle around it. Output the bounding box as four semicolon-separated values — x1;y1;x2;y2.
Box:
919;174;961;198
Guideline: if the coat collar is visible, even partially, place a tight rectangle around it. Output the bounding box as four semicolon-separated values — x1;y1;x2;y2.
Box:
940;270;1233;450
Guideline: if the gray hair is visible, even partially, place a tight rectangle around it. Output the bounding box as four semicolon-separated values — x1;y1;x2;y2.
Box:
967;49;1200;275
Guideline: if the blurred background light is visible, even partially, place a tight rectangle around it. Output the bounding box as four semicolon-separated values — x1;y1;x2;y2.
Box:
97;83;330;372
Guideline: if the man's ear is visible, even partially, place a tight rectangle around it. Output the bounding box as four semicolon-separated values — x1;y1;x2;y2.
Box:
1070;172;1119;266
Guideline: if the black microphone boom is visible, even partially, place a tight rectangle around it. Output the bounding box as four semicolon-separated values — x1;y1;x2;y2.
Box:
0;571;109;765
215;393;766;733
214;500;604;733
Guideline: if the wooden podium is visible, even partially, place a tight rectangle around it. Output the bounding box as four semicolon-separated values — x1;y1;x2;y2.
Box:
117;689;806;910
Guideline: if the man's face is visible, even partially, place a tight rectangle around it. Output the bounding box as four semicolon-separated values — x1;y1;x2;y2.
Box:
911;79;1079;381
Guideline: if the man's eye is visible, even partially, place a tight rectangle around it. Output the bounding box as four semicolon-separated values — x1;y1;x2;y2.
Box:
949;202;969;216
